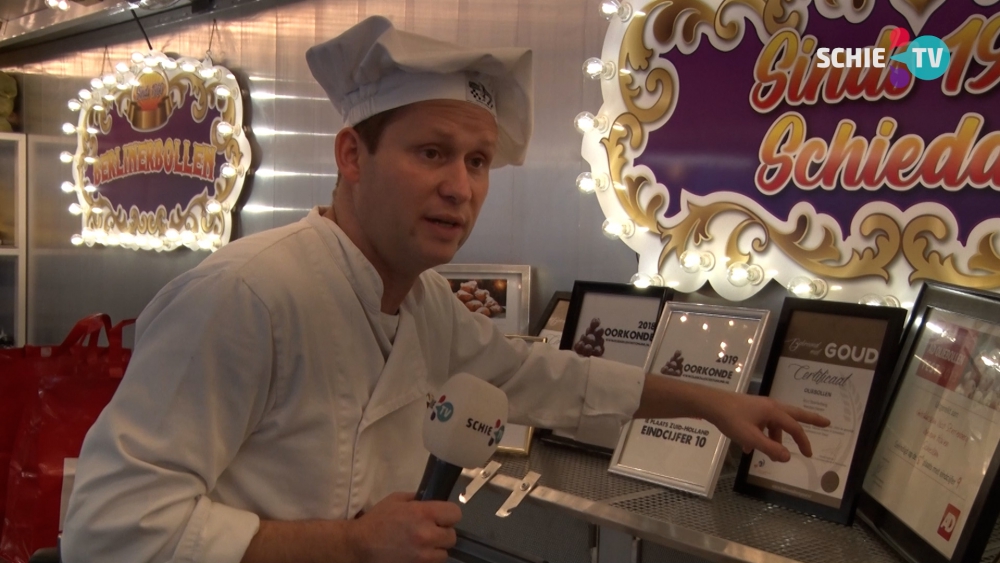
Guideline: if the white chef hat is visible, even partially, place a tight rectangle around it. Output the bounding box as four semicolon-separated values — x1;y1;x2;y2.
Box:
306;16;533;168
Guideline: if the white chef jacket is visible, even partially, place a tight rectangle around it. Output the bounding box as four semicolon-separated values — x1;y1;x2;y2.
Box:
61;208;645;563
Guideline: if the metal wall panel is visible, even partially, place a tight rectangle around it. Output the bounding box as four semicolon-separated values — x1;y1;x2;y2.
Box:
4;0;640;343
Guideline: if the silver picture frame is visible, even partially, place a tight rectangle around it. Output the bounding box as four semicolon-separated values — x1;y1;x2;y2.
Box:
434;264;532;336
609;302;770;498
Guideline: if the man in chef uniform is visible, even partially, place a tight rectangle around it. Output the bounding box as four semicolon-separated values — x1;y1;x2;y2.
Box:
63;15;828;563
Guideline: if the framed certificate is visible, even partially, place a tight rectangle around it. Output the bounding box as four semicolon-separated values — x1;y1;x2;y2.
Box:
434;264;531;335
609;303;769;497
734;298;906;525
531;291;571;349
540;281;673;454
858;282;1000;563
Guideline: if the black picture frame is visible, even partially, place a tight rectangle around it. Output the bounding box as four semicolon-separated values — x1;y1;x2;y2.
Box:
734;297;906;525
857;282;1000;563
538;281;673;456
530;291;572;338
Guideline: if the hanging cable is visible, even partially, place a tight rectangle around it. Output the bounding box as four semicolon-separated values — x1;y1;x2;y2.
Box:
130;9;153;51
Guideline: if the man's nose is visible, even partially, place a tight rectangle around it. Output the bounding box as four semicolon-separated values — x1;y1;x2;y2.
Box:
438;159;474;203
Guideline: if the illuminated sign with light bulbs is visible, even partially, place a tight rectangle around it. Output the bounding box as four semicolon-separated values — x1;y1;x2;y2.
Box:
62;50;250;252
580;0;1000;306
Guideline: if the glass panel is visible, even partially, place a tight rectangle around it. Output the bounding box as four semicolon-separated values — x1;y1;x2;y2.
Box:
0;255;16;347
0;137;17;247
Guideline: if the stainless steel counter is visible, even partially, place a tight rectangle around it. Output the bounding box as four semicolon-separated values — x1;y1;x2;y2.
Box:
460;440;1000;563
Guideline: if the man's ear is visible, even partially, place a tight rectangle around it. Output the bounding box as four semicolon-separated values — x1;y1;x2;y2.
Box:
334;127;364;185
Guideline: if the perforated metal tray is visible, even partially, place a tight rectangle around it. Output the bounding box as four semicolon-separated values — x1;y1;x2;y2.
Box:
463;440;999;563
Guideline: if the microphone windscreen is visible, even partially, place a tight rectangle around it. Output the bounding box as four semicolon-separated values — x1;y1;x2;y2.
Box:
424;373;509;468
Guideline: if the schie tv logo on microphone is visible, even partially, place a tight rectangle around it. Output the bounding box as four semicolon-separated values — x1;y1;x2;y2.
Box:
428;395;454;422
815;27;950;88
467;417;505;447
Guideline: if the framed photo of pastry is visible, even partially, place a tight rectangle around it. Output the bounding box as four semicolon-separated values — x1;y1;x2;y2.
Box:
541;281;673;454
610;303;770;498
734;297;906;525
858;282;1000;563
434;264;531;336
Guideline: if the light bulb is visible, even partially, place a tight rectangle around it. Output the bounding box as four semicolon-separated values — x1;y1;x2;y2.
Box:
221;164;237;178
215;85;231;97
630;273;664;288
119;232;135;245
83;182;97;193
106;233;120;246
91;207;104;214
68;203;83;215
198;238;214;250
583;58;617;80
574;111;609;134
602;219;635;240
180;61;197;73
150;237;164;249
90;77;103;89
576;172;609;193
141;66;156;75
86;125;99;135
181;231;196;243
92;103;105;112
45;0;58;6
70;234;84;246
78;89;92;100
67;99;82;111
727;262;765;287
115;62;130;73
59;152;74;163
56;0;69;10
216;122;234;136
161;59;177;70
788;276;828;299
144;55;158;67
680;250;715;273
131;52;145;63
206;200;222;213
165;228;179;240
62;123;77;134
103;91;116;101
60;181;75;193
199;66;217;78
599;0;633;21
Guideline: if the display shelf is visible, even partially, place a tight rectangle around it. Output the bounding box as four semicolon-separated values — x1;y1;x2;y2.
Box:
0;131;26;346
460;440;1000;563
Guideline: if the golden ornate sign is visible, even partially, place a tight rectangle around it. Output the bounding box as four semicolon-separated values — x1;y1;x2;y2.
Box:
61;51;250;252
583;0;1000;305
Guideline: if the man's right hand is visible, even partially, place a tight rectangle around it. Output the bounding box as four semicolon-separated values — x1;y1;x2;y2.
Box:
350;492;462;563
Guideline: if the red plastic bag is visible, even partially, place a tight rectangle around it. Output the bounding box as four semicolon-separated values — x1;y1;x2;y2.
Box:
0;314;112;529
0;315;133;563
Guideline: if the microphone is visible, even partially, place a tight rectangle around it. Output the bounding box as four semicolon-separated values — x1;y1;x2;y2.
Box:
416;373;508;501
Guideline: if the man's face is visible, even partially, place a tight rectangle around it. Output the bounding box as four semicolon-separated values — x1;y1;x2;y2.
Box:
349;99;498;279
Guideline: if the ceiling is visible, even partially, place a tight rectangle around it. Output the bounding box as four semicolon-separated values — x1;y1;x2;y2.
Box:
0;0;189;56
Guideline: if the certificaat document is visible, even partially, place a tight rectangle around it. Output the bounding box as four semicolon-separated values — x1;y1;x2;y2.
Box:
747;311;887;507
864;309;1000;559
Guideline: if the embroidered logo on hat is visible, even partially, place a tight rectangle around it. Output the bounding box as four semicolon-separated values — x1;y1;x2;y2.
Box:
467;81;495;113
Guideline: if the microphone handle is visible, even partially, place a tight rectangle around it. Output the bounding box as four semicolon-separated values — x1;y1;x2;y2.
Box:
416;455;464;501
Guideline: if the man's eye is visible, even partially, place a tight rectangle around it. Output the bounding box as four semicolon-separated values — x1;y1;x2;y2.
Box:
421;148;441;159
